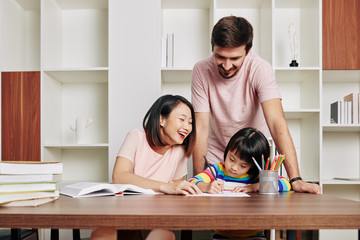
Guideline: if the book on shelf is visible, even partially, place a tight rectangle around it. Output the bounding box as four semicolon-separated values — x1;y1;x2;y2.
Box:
0;174;53;183
0;182;57;193
0;190;59;205
344;92;359;124
60;182;158;198
330;101;340;124
0;196;59;207
330;92;360;125
0;161;63;174
166;33;174;67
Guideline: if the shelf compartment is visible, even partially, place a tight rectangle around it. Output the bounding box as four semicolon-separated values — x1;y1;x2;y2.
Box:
42;70;108;145
285;112;319;181
322;131;360;183
43;147;108;182
322;77;360;125
161;69;192;83
215;0;272;64
161;82;192;103
282;111;319;181
0;0;40;70
162;0;213;69
276;69;320;110
274;0;320;68
42;0;108;69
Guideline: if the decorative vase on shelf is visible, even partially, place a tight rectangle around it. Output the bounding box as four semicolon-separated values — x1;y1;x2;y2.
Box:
70;117;93;144
288;23;299;67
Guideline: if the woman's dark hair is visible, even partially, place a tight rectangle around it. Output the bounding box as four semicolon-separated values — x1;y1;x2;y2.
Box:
224;127;270;179
143;94;196;157
211;16;253;54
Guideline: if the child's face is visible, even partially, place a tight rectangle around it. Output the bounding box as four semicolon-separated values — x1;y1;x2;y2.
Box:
160;102;193;146
224;150;252;177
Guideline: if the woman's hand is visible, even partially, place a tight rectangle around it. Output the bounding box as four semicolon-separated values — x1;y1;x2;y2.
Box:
233;182;259;193
159;180;202;195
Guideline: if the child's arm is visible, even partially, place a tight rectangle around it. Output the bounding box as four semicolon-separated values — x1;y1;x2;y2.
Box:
196;180;224;193
189;166;223;193
233;176;291;193
278;176;291;192
112;156;201;195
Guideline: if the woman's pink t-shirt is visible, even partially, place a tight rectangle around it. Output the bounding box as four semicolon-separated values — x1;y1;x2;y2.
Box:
191;51;281;164
117;129;187;182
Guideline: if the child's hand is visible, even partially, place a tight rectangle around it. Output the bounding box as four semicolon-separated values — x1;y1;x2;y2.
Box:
232;182;259;193
208;180;224;194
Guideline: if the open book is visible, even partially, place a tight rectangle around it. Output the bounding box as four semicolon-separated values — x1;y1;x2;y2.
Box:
60;182;158;198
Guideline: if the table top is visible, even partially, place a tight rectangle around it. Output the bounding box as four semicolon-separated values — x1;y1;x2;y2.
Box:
0;192;359;230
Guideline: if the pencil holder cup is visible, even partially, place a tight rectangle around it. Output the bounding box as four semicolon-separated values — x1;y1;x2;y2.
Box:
259;170;278;194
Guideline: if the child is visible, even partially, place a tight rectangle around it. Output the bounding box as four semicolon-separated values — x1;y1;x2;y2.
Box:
189;127;290;239
90;94;201;240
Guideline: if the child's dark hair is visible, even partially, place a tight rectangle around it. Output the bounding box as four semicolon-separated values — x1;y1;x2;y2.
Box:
224;127;270;179
143;94;196;157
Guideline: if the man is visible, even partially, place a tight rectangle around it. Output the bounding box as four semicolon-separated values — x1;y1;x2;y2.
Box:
191;16;320;194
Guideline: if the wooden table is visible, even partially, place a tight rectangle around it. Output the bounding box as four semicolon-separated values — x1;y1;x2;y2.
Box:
0;192;359;231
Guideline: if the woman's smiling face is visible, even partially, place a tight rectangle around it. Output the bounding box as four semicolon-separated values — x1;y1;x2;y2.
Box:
159;102;193;146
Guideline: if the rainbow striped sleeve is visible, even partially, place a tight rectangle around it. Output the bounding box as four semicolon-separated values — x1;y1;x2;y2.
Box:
189;167;216;185
278;176;291;192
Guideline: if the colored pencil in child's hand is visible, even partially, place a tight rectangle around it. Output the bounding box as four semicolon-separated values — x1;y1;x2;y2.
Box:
204;156;223;193
204;156;217;180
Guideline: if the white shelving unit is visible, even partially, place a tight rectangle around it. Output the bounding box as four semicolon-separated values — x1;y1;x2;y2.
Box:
1;0;161;184
321;70;360;201
40;0;109;183
0;0;111;183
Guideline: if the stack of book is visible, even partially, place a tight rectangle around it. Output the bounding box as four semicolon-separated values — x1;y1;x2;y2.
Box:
330;92;359;124
0;161;63;207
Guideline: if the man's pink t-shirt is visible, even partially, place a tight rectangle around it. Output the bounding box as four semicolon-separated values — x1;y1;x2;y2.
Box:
191;51;281;164
117;129;187;182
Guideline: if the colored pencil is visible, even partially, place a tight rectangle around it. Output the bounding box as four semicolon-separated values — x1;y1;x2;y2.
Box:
204;156;217;180
265;157;270;170
269;156;277;170
252;157;262;171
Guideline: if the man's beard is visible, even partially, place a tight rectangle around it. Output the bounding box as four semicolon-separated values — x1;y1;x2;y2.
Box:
218;66;239;79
